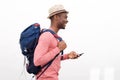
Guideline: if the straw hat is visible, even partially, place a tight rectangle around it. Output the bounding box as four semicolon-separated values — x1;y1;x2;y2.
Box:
48;5;68;18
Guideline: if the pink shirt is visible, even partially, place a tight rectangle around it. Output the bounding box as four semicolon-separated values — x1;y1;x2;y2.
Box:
34;31;69;80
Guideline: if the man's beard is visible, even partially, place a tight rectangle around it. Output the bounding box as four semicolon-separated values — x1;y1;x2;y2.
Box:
57;22;65;29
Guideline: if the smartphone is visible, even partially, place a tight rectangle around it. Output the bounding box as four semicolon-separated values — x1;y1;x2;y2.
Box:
77;53;84;57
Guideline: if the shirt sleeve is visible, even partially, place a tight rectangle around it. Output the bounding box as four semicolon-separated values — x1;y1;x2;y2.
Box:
61;54;69;60
34;32;60;66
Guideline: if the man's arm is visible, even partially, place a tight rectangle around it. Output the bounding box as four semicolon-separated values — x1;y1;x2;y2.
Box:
34;32;60;67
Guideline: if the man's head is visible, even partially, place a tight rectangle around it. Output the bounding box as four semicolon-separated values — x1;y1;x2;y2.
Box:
48;5;68;29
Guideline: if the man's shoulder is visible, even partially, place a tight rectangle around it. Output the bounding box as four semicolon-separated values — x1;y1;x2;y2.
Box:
40;31;55;39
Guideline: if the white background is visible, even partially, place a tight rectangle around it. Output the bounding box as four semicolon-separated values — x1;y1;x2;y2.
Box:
0;0;120;80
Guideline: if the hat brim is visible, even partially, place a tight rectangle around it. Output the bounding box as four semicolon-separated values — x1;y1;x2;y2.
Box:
48;10;68;18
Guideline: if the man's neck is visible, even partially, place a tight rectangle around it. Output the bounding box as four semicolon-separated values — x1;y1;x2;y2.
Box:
49;25;59;33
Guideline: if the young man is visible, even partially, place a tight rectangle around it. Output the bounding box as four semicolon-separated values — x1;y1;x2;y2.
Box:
34;5;80;80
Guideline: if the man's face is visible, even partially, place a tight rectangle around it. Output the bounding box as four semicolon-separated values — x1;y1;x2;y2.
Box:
57;12;68;29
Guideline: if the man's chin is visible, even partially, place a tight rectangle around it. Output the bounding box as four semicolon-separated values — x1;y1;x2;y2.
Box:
59;25;66;29
61;26;65;29
62;25;66;29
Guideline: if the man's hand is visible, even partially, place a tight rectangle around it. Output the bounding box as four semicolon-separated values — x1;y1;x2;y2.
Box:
68;51;79;59
57;41;67;51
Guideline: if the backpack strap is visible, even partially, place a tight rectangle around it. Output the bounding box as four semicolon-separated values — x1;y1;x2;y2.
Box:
37;52;59;79
42;29;64;57
42;29;62;41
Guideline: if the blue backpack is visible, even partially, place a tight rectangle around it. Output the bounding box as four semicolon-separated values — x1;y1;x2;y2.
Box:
19;23;63;75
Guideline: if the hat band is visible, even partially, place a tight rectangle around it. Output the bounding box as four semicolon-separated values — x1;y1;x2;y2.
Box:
48;10;68;18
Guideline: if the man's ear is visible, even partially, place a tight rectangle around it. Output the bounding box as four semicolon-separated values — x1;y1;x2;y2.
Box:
54;15;59;20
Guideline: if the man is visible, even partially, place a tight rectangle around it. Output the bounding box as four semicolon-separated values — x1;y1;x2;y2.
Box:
34;4;80;80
